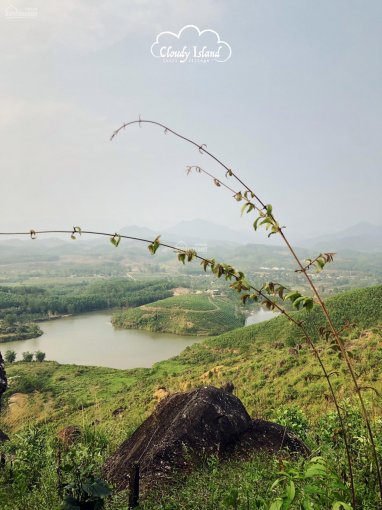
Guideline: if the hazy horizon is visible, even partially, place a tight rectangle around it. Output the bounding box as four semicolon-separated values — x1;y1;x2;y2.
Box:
0;0;381;241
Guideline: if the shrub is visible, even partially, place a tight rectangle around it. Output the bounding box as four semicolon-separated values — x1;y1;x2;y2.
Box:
22;351;33;362
4;350;16;363
274;406;309;441
35;350;46;362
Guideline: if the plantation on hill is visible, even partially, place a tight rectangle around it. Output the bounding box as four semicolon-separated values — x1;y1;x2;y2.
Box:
112;293;245;335
0;279;177;322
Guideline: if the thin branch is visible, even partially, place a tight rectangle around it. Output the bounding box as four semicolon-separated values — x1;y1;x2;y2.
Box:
111;118;366;506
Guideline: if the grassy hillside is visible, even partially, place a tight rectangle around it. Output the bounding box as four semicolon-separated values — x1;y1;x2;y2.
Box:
2;286;381;432
112;294;245;335
2;286;382;509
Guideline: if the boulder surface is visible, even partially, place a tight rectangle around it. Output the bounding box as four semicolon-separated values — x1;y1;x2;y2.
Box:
103;386;308;492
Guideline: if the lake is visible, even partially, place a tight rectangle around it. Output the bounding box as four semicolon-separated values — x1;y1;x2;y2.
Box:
245;308;279;325
1;309;276;369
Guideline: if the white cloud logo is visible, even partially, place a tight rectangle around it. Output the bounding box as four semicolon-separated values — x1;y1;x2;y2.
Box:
151;24;231;63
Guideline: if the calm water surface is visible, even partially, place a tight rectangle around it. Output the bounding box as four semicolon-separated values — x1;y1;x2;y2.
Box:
2;309;276;369
245;308;279;325
3;311;204;369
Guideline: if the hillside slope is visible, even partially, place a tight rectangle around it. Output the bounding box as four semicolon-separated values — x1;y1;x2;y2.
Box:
2;286;382;436
112;294;245;336
2;286;382;508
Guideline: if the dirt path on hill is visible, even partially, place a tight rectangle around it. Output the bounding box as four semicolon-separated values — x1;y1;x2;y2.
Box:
140;296;222;314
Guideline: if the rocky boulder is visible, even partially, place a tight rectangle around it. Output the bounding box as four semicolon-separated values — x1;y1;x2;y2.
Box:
103;386;308;492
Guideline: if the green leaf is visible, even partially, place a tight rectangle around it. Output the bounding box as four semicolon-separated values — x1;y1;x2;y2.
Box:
213;263;225;278
234;191;243;201
110;233;121;247
186;249;197;262
314;258;325;272
148;235;161;255
253;216;262;231
240;201;255;216
332;502;353;510
201;259;210;272
265;203;273;214
293;297;306;309
178;253;186;264
302;297;314;311
304;464;327;478
284;291;301;302
269;498;283;510
301;497;313;510
71;226;82;240
286;480;296;503
270;478;282;490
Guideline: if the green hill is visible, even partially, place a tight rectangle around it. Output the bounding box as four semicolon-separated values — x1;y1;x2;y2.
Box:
2;286;382;509
3;286;382;431
112;293;245;335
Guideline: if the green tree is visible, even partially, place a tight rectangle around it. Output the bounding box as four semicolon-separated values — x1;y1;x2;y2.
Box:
3;314;17;327
4;350;16;364
35;350;46;362
22;351;33;362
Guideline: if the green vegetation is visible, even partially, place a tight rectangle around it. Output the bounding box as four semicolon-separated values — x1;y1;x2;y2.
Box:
1;286;382;508
210;285;382;349
0;315;42;343
112;294;245;335
4;350;16;363
35;350;46;362
1;239;381;297
22;351;34;362
0;278;178;322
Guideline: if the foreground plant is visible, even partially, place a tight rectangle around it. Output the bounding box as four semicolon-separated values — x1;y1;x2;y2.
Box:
269;457;352;510
111;119;370;504
109;117;382;506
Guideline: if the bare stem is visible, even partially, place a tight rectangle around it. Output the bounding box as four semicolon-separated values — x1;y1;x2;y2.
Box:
110;118;375;507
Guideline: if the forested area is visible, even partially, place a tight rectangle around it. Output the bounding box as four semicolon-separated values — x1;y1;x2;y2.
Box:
0;278;180;321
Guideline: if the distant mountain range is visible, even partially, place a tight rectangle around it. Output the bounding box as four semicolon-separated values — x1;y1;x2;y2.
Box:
302;222;382;253
120;220;253;246
119;220;382;253
1;220;381;254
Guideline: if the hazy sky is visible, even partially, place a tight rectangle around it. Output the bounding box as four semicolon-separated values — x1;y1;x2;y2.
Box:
0;0;381;242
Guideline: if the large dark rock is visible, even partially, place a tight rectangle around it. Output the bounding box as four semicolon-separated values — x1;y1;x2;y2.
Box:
103;386;308;492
